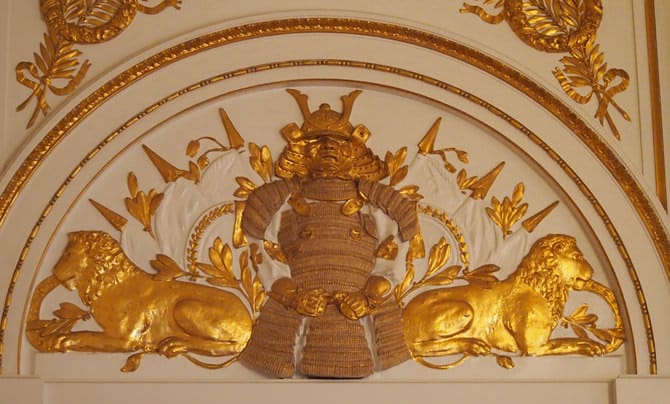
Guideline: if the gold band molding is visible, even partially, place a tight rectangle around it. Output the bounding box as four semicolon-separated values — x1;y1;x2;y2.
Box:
0;18;664;373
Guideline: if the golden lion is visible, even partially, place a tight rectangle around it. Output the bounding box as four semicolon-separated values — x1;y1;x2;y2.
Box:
36;230;252;367
403;234;606;362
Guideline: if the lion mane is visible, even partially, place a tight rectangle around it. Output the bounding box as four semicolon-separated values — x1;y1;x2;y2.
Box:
66;231;140;305
513;234;579;323
403;233;603;360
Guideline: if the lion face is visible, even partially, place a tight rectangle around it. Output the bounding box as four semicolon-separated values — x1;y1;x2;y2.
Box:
53;239;88;291
549;236;593;290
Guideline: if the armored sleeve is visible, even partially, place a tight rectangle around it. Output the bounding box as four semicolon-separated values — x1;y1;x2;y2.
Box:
241;179;297;239
358;179;419;241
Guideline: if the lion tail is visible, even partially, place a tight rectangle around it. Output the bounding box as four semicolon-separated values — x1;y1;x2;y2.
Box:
412;353;471;370
182;353;239;369
581;279;626;354
24;275;62;351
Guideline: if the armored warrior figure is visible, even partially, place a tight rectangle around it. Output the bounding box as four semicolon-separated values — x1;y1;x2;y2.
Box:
239;90;419;378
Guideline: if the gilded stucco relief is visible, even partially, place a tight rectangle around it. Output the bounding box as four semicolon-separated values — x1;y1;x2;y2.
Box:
0;0;667;402
26;89;625;377
15;0;182;128
461;0;631;140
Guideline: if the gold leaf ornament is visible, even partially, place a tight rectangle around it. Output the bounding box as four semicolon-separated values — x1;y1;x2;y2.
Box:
566;303;599;327
53;302;90;321
395;260;415;303
407;233;426;260
15;0;182;128
399;185;424;201
15;33;91;128
385;147;408;186
462;0;630;139
462;264;500;285
342;197;365;216
421;265;462;287
121;352;146;373
263;240;288;264
210;238;233;273
426;237;451;278
486;183;528;237
234;177;258;198
248;143;274;183
186;140;200;157
123;172;163;237
150;254;189;281
375;236;399;260
198;238;237;287
242;247;267;315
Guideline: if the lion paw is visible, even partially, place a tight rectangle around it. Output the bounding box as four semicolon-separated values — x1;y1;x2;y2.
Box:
463;339;491;356
157;337;189;358
576;340;605;356
53;334;75;352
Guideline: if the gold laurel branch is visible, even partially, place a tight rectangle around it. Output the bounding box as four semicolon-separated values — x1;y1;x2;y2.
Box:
196;238;266;318
518;0;579;39
395;236;501;304
385;147;408;186
242;244;268;317
462;0;630;139
248;143;274;183
396;237;462;304
418;204;470;267
26;275;88;352
456;169;479;192
186;203;235;276
15;33;90;129
563;279;626;354
263;240;288;264
123;172;163;238
15;0;182;128
486;182;528;238
27;302;90;340
149;254;189;281
553;36;631;139
234;177;258;199
560;303;624;352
